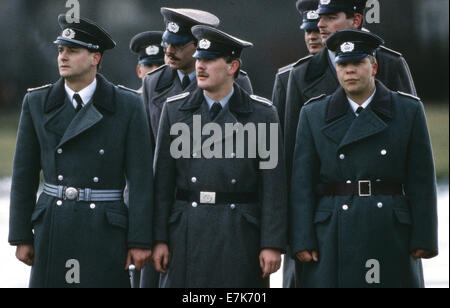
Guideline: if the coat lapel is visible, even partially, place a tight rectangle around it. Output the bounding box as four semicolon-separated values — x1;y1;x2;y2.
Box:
56;74;114;147
322;81;393;149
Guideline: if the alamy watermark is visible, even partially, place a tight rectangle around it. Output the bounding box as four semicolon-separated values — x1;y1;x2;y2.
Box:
65;259;80;284
365;259;380;284
170;115;279;170
65;0;80;24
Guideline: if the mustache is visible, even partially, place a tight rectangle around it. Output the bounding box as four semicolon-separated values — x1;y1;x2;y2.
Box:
197;70;209;77
166;53;180;61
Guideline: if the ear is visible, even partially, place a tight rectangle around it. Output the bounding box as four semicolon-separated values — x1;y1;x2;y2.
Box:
91;52;102;67
228;60;240;77
372;61;378;76
353;13;364;29
136;65;143;79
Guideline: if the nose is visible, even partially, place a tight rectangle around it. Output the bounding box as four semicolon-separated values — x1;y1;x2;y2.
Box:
165;43;176;54
196;59;206;70
318;17;325;29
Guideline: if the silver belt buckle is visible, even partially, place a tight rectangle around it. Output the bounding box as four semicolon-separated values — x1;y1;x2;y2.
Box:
64;187;79;201
200;192;216;204
358;180;371;197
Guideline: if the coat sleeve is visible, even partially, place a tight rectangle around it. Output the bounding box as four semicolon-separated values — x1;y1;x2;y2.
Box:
9;94;41;245
405;100;438;257
284;70;305;190
259;106;287;252
271;73;287;134
289;107;321;256
125;97;155;249
153;103;177;244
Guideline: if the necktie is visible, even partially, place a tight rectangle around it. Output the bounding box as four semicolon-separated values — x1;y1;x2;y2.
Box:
73;94;83;112
210;102;222;120
356;106;364;115
182;75;191;90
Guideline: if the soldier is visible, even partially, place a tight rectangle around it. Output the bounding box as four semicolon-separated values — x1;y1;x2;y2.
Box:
272;0;323;289
151;26;287;288
129;31;165;93
272;0;323;134
290;29;438;288
141;7;253;147
284;0;417;201
8;15;154;288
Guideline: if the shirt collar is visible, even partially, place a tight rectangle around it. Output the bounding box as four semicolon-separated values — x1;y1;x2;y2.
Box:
65;78;97;109
347;87;377;116
177;70;196;84
203;88;235;110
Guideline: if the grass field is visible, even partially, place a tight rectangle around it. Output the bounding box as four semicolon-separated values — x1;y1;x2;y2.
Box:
0;104;449;179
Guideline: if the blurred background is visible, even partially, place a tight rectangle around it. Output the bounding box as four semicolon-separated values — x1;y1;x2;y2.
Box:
0;0;448;287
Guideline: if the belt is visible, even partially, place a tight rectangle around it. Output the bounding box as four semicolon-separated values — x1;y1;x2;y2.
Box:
43;183;123;202
315;181;404;197
176;189;259;205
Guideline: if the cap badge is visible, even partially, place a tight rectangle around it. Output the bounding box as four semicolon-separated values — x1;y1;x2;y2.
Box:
307;11;319;20
167;22;180;33
146;45;160;56
62;28;76;40
199;39;211;50
320;0;331;5
341;42;355;53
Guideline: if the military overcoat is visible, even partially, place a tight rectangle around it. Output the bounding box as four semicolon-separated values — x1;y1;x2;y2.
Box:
153;85;287;288
290;81;438;288
9;74;154;288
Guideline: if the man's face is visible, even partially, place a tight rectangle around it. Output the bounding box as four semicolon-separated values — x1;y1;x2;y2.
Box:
196;57;235;92
318;12;360;44
304;30;324;55
164;40;196;73
58;45;99;79
137;63;161;80
336;57;377;96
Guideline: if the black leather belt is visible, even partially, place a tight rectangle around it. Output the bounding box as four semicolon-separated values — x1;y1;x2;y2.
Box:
315;181;404;197
176;189;259;204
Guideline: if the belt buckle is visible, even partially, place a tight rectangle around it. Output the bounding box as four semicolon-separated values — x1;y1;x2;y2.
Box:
64;187;79;201
358;180;371;197
200;192;216;204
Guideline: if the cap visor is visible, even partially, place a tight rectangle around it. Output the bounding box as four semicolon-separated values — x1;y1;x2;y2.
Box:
335;53;368;64
317;7;341;15
162;31;193;45
139;57;165;65
301;22;319;31
193;50;223;59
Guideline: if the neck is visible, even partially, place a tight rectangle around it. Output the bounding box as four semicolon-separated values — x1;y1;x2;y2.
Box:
65;71;96;92
347;82;376;105
204;81;234;102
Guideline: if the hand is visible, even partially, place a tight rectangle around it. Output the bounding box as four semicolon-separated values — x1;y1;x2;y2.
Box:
411;249;436;260
296;250;319;263
125;248;152;270
16;244;34;266
259;248;282;278
152;243;170;274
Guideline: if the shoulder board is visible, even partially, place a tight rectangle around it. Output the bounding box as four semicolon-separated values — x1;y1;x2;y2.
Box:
397;91;420;101
379;46;402;57
146;64;168;76
27;84;52;92
117;85;139;94
239;69;248;76
304;94;326;105
167;92;190;103
277;63;294;75
293;55;314;68
250;95;273;107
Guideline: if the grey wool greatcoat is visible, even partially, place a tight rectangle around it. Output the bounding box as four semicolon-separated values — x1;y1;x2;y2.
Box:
290;81;438;288
153;85;287;288
284;47;417;188
142;64;253;145
8;74;154;288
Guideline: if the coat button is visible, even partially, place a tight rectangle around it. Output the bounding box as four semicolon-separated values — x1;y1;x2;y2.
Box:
381;149;387;156
58;175;64;181
346;180;352;184
192;152;197;158
231;179;237;184
342;204;349;211
230;204;236;210
90;203;96;209
57;200;63;207
93;177;99;183
231;153;236;158
191;177;197;183
377;202;383;208
339;154;345;160
192;202;198;208
99;149;105;155
57;148;63;154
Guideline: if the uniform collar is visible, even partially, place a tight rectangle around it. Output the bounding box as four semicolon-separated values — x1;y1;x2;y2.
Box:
325;80;393;123
177;70;196;84
203;88;235;109
64;78;97;108
347;88;376;115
